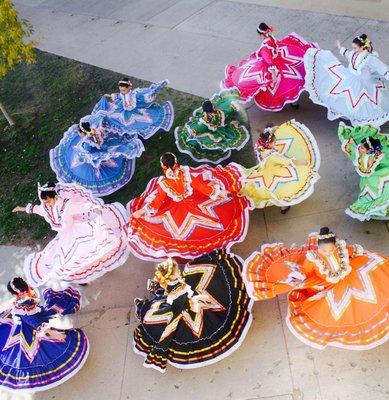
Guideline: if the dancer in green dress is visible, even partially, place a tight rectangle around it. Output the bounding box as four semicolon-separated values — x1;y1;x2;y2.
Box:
175;89;250;163
338;122;389;221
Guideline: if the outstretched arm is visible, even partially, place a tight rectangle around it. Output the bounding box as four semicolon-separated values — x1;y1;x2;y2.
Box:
13;204;46;217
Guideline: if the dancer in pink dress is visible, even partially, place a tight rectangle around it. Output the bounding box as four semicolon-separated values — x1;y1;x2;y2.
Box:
221;23;318;111
13;182;129;286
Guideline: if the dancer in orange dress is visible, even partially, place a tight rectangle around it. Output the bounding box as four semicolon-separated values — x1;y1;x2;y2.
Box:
243;227;389;350
127;153;250;261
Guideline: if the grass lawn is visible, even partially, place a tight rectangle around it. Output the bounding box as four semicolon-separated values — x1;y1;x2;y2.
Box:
0;50;254;245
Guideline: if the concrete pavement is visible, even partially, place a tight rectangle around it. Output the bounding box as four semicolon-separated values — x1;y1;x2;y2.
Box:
1;1;389;399
13;0;389;98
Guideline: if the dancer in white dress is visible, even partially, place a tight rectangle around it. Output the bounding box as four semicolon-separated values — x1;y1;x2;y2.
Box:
304;34;389;127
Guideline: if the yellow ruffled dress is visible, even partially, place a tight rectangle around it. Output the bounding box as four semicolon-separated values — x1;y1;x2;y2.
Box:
240;119;321;208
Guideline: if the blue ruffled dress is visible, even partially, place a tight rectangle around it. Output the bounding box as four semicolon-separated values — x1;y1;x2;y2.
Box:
92;80;174;139
0;287;89;392
50;114;145;196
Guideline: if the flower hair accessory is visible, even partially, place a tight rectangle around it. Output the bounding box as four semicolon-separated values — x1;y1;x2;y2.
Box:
37;182;56;194
118;79;132;86
154;259;176;288
317;232;336;240
9;277;23;294
256;128;275;151
257;25;274;35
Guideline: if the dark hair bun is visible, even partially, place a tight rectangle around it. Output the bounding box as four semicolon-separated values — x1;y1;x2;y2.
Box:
202;100;214;113
7;277;29;295
319;227;330;235
360;34;367;41
46;181;56;188
258;22;270;31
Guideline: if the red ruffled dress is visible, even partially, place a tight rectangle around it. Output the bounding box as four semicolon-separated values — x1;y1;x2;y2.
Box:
126;163;250;261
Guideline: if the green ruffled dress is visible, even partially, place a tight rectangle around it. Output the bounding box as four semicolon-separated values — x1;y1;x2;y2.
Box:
175;89;250;163
338;123;389;220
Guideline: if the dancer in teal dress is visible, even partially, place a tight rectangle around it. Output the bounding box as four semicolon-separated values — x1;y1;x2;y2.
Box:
175;89;250;163
338;122;389;220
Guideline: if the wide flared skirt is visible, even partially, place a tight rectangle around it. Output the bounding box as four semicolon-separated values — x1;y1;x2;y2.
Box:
24;202;130;285
0;328;89;393
243;244;389;350
175;89;250;163
304;48;389;127
240;120;321;208
50;126;140;196
222;33;318;111
133;249;253;372
127;164;251;261
93;96;174;139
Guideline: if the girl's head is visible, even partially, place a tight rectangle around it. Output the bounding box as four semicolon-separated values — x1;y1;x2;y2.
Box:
360;136;382;154
257;22;273;38
256;125;276;150
78;121;92;137
317;227;336;256
118;78;132;94
154;259;180;287
160;152;177;169
352;34;372;52
38;181;58;205
202;100;214;114
7;277;29;296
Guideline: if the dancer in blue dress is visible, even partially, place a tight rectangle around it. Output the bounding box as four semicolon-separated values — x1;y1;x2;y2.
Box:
92;78;174;139
50;114;145;196
0;277;89;393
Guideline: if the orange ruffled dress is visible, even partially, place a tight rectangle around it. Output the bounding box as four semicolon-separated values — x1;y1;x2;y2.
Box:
127;163;250;261
243;234;389;350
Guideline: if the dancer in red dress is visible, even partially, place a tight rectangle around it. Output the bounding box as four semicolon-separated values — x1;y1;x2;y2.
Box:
127;153;250;261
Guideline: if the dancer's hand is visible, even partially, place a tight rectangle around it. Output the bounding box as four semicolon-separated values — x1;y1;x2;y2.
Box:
12;206;25;213
104;93;112;99
132;209;145;219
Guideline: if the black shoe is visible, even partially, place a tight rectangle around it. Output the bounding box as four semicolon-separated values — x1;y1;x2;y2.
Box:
290;102;299;110
280;206;291;214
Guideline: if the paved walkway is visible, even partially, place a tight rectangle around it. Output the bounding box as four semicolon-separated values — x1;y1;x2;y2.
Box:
1;1;389;399
13;0;389;97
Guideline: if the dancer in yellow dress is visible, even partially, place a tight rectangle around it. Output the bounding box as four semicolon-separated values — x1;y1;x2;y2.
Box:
239;120;321;213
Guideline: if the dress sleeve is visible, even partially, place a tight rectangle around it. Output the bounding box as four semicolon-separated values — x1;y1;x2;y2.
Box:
368;56;389;80
356;151;383;177
136;80;168;107
339;47;354;62
338;123;358;161
145;184;167;215
25;203;46;218
191;175;220;198
271;153;295;167
259;45;278;78
347;244;364;258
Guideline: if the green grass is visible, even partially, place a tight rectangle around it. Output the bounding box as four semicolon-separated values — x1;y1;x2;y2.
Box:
0;50;254;245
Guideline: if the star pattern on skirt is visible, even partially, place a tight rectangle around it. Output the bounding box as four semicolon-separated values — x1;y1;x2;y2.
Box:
148;197;230;240
328;63;385;108
324;252;382;320
143;263;225;338
0;313;65;363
